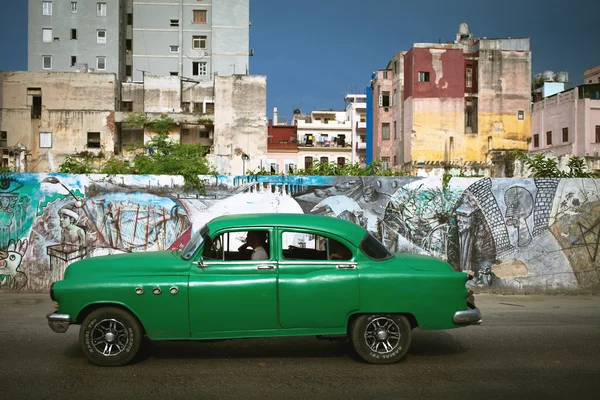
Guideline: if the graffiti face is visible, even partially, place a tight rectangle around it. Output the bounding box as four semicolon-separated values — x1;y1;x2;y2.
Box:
0;239;28;290
59;214;73;228
504;186;534;226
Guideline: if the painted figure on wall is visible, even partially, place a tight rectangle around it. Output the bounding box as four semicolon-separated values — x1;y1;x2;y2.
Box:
0;239;28;290
504;186;534;247
59;204;86;247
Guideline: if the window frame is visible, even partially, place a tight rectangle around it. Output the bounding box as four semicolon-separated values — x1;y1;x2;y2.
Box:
418;71;430;82
42;55;52;70
71;2;78;13
96;56;106;71
39;132;53;148
87;132;101;148
43;1;52;16
279;229;355;262
202;228;274;263
97;2;107;17
97;29;107;44
42;28;53;43
381;122;390;140
192;61;207;76
193;9;207;24
192;35;207;50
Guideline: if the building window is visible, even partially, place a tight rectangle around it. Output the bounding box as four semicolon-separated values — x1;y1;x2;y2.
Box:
170;72;179;76
70;56;77;67
596;126;600;143
126;39;132;51
0;131;7;148
394;155;397;166
382;91;390;107
71;29;77;40
126;65;132;77
533;134;539;148
87;132;101;148
42;28;52;43
393;121;397;140
381;157;390;170
122;102;133;112
170;19;179;27
127;13;133;25
71;2;77;13
192;35;207;50
383;70;388;79
97;30;106;44
305;156;313;169
382;123;390;140
466;68;473;88
337;157;346;167
97;56;106;70
170;45;179;53
40;132;52;148
546;131;552;146
517;110;525;120
320;156;328;164
487;137;491;151
97;2;107;17
42;55;52;70
360;114;366;123
43;1;52;16
192;61;207;76
193;10;207;23
562;128;569;142
394;61;398;74
418;72;430;82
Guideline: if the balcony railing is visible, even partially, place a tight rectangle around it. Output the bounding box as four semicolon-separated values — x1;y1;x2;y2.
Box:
356;142;367;150
357;121;367;130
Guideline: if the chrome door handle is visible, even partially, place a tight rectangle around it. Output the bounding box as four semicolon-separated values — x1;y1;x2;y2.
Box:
336;264;356;270
256;265;275;270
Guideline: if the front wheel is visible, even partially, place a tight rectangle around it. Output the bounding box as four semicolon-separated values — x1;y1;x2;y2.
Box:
79;307;143;367
350;314;412;364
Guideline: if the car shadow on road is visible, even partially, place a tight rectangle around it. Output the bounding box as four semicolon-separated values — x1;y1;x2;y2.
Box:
408;330;469;357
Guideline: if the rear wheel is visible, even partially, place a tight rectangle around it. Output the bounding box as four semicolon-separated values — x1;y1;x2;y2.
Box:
79;307;143;367
350;314;411;364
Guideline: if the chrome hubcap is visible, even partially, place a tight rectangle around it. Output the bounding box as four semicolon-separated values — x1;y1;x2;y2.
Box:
91;319;129;357
365;317;401;355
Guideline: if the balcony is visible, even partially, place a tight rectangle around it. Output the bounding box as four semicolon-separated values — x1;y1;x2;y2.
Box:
356;142;367;150
356;121;367;130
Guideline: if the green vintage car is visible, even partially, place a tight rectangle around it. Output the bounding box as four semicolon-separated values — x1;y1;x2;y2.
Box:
47;213;481;367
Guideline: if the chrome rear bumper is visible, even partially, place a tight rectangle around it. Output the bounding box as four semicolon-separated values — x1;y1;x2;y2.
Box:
453;308;482;325
47;312;71;333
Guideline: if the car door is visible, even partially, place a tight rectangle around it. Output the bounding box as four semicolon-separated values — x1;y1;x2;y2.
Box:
188;228;278;338
276;228;360;329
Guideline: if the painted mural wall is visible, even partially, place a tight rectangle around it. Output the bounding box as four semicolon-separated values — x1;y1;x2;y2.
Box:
0;173;599;292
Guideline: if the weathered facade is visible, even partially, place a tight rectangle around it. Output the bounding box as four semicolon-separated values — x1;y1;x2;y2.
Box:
371;24;531;177
370;70;396;169
1;173;599;293
0;71;119;172
211;75;268;175
345;94;367;165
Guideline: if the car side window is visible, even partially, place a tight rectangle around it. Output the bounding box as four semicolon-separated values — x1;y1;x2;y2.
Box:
203;230;270;261
281;231;352;261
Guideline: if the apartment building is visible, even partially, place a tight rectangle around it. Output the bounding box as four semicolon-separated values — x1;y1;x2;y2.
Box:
28;0;126;78
585;64;600;84
295;110;352;170
530;84;600;161
369;23;531;177
345;94;367;165
28;0;250;82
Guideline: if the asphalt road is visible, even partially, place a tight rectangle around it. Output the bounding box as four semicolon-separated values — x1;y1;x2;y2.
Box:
1;293;599;399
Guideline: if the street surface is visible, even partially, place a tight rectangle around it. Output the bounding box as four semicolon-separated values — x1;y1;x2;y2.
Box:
1;293;598;399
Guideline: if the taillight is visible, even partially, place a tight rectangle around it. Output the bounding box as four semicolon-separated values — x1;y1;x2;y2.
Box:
468;289;474;297
467;274;474;281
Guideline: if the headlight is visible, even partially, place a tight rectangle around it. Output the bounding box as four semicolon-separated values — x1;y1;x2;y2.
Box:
50;282;55;301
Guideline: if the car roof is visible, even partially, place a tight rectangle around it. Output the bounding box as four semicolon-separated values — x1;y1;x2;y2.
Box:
206;213;368;244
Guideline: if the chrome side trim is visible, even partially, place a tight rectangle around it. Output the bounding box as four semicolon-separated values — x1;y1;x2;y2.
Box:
47;312;71;333
453;308;482;325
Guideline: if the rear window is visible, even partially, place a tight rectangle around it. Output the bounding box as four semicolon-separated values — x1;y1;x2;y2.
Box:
360;233;393;260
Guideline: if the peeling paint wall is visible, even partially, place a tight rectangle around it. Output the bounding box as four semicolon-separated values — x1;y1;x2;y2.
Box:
0;72;118;172
143;75;182;113
211;75;267;175
1;173;599;293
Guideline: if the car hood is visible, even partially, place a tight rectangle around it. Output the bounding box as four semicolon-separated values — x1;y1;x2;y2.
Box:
63;250;190;280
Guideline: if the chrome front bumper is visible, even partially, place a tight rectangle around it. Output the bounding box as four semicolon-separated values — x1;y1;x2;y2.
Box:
453;308;482;325
47;312;71;333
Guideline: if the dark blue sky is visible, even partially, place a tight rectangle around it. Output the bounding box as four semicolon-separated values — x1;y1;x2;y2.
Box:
2;0;598;120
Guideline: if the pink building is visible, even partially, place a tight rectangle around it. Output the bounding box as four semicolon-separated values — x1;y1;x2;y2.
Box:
370;69;397;169
530;84;600;159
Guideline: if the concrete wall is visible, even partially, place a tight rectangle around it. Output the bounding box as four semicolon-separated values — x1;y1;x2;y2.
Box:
211;75;267;175
0;72;118;172
28;0;124;78
1;173;599;293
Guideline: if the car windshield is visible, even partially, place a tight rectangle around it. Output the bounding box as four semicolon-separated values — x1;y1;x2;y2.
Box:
360;233;393;260
181;225;209;261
